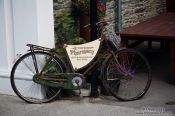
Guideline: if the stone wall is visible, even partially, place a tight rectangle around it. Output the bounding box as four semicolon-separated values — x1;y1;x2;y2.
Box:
105;0;116;30
53;0;72;17
53;0;166;32
105;0;166;29
53;0;72;43
122;0;166;28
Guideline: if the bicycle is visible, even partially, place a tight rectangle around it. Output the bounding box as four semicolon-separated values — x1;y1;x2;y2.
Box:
10;21;152;103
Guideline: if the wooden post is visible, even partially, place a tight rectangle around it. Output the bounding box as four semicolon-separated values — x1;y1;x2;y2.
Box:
166;0;175;12
90;0;97;41
170;42;175;84
121;38;128;48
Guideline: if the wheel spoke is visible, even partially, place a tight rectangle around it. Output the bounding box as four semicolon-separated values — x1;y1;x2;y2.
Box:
102;49;151;101
11;51;65;103
22;60;35;74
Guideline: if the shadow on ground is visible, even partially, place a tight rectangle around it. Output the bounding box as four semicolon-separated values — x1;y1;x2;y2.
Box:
0;43;174;116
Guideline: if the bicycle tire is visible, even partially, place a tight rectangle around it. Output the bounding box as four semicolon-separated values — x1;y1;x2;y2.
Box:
10;51;66;103
102;49;152;101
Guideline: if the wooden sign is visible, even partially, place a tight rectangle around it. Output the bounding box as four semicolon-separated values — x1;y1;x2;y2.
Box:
65;38;101;70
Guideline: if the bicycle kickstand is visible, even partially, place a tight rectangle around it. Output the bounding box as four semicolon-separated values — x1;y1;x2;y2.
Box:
75;80;82;97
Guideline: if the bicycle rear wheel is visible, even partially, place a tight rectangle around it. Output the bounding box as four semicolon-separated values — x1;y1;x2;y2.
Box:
102;49;151;101
10;51;66;103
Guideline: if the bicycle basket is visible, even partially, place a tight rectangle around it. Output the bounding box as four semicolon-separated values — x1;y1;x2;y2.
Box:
103;26;121;49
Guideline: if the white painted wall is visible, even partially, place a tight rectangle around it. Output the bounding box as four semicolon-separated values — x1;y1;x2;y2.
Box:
0;0;8;69
12;0;38;54
12;0;54;55
0;0;54;95
36;0;55;48
0;0;14;71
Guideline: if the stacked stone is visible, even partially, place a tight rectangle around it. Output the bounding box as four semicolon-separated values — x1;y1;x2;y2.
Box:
53;0;166;33
53;0;72;17
122;0;166;29
105;0;117;31
53;0;73;40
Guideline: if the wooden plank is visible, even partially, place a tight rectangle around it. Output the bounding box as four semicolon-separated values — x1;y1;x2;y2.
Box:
121;38;128;48
118;13;175;40
166;0;175;12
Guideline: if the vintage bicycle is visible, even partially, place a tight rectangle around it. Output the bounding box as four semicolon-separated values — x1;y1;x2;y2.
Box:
10;21;152;103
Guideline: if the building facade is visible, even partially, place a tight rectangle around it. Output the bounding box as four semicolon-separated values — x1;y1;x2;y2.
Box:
0;0;166;95
0;0;55;95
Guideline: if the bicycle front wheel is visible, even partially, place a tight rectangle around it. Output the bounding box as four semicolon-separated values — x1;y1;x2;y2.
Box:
102;49;151;101
11;51;66;103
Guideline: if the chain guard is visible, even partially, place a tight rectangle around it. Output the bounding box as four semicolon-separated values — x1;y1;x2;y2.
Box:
33;73;85;90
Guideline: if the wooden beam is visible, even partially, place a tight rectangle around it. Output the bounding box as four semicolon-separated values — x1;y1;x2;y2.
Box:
170;42;175;84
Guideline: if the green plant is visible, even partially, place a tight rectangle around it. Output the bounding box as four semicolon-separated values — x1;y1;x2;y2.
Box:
73;0;106;19
53;37;86;65
54;11;78;45
65;36;86;45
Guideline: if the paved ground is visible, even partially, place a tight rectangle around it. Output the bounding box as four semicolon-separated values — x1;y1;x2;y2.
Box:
0;44;175;116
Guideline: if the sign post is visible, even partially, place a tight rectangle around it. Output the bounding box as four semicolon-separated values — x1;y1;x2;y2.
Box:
90;0;97;41
90;0;99;97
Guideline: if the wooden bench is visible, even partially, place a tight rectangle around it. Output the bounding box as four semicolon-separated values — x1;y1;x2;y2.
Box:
118;13;175;84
